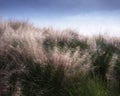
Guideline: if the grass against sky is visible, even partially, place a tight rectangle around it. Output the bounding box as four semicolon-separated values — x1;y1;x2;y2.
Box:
0;0;120;36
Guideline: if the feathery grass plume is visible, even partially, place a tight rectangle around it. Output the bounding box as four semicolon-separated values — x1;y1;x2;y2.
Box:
0;20;36;96
43;29;89;51
20;48;69;96
0;20;120;96
20;46;92;96
42;29;74;50
106;53;118;84
0;45;24;95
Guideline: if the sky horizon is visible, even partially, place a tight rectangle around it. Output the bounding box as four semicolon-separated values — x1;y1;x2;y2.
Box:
0;0;120;36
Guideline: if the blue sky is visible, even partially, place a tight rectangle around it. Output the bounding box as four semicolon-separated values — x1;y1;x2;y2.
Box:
0;0;120;36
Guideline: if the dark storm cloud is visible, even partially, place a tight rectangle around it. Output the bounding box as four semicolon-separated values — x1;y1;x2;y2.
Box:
0;0;120;15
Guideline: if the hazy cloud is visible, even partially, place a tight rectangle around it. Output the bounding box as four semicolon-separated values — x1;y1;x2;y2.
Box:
0;0;120;14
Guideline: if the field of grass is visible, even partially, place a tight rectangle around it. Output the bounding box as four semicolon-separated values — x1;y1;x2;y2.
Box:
0;20;120;96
